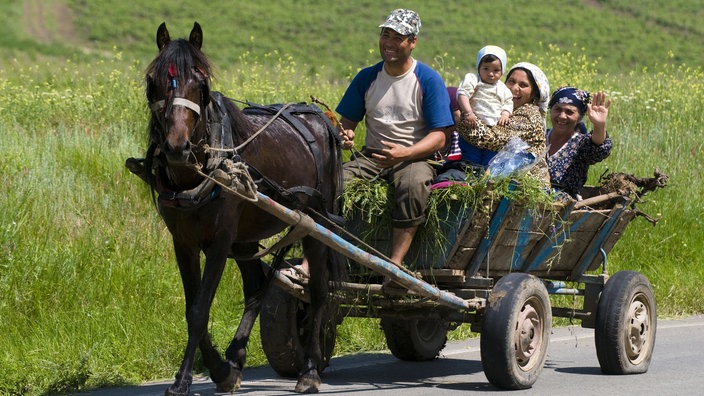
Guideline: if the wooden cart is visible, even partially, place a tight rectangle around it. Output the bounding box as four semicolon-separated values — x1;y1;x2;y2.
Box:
254;177;663;390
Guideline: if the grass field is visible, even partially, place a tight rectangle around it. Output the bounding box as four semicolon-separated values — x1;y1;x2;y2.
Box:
1;1;703;394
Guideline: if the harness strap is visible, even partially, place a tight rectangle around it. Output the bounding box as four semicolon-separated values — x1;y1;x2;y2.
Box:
280;110;324;193
206;92;233;170
242;101;345;221
157;172;221;209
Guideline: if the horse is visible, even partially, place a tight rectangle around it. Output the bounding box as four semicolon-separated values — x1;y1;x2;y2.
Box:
127;22;345;395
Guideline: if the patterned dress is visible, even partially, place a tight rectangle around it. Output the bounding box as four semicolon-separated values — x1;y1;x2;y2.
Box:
456;103;550;186
546;124;612;198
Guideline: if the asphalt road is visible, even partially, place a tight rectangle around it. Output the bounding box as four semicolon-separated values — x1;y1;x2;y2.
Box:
79;315;704;395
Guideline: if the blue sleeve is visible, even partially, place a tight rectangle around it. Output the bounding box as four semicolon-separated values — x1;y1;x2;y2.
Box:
416;62;454;130
335;62;383;123
579;133;613;165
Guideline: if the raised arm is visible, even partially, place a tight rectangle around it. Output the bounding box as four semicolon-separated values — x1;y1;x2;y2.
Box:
586;91;611;145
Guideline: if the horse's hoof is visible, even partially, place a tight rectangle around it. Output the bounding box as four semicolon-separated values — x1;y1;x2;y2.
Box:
165;372;191;396
164;385;189;396
215;363;242;393
294;371;321;394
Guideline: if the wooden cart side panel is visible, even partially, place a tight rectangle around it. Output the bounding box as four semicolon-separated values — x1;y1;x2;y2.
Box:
446;196;574;275
570;200;632;278
446;199;499;269
463;196;514;277
583;210;636;271
489;205;572;272
475;207;550;274
547;209;616;274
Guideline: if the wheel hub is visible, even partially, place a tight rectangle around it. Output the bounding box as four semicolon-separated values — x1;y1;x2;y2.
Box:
515;303;542;368
626;297;651;362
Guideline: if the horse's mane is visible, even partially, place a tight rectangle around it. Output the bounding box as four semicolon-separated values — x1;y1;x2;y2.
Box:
146;38;212;88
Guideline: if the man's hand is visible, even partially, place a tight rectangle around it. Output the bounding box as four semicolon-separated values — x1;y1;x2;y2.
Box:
371;141;410;168
340;128;355;149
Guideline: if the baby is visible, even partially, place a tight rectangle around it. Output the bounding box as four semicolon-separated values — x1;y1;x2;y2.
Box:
457;45;513;128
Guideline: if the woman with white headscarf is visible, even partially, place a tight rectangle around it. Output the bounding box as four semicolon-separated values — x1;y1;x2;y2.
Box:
456;62;551;185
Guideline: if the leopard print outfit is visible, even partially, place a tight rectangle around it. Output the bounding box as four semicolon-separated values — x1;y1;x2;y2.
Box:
456;102;549;186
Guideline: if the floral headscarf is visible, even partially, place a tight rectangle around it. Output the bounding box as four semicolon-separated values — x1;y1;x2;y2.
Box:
507;62;550;115
548;86;591;115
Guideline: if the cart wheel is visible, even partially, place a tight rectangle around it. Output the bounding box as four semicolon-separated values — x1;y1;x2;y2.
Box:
480;273;551;390
380;318;449;361
595;270;656;374
260;283;338;377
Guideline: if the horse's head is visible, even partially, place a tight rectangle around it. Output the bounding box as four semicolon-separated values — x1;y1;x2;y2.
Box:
146;22;212;166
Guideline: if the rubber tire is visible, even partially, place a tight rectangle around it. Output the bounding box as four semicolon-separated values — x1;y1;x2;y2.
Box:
480;273;551;390
381;318;449;361
595;270;656;374
260;284;337;378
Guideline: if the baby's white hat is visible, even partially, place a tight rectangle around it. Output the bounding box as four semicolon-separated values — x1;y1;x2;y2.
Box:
476;45;507;74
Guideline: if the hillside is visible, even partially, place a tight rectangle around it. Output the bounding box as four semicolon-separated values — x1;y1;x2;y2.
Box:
7;0;703;81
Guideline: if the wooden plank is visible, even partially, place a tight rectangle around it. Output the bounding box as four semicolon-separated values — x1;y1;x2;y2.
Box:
571;199;630;279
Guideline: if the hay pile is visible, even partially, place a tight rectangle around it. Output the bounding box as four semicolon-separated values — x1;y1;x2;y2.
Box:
342;171;559;254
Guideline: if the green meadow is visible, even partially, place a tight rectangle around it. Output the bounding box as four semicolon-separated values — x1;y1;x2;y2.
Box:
1;0;702;394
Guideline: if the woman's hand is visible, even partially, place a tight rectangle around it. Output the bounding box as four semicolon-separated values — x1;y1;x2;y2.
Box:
587;91;611;145
587;91;611;130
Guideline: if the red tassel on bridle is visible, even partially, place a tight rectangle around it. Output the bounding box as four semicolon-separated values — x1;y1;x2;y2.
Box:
168;64;177;89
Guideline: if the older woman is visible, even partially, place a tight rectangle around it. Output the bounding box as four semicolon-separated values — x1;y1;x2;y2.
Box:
456;62;551;185
546;87;612;199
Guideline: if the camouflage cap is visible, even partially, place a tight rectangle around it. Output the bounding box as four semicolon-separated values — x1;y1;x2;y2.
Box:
379;9;421;36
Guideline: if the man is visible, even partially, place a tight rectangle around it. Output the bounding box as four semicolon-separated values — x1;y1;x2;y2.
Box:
337;9;454;266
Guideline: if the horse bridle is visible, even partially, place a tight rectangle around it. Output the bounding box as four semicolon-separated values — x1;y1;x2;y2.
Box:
148;65;209;134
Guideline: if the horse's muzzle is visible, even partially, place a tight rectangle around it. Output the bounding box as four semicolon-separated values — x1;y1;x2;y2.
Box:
162;140;192;165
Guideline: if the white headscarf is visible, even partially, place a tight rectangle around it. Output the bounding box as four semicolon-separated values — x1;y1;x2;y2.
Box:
508;62;550;115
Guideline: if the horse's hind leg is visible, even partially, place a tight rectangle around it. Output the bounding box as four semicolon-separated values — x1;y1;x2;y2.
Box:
198;333;235;392
218;243;269;392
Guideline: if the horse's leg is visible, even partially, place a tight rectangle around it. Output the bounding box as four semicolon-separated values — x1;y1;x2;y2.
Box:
166;239;229;396
216;243;269;392
294;237;328;394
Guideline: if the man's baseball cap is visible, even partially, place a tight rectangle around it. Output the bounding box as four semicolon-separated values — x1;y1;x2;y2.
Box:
379;9;421;36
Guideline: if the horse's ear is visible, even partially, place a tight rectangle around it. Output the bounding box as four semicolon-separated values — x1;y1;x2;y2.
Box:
156;22;170;50
189;22;203;50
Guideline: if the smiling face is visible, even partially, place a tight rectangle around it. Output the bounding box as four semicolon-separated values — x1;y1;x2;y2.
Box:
549;103;582;134
379;28;416;70
505;69;536;109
